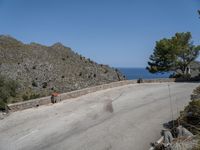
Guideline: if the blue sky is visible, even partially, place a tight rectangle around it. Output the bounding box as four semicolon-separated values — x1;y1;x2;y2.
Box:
0;0;200;67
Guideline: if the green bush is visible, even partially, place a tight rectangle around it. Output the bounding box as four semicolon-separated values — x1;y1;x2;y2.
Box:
22;93;40;101
0;76;18;111
32;80;38;87
0;100;7;111
170;73;191;79
103;69;108;74
30;93;40;99
42;82;47;88
22;94;29;101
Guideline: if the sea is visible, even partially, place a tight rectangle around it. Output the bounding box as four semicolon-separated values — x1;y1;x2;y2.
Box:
118;68;171;80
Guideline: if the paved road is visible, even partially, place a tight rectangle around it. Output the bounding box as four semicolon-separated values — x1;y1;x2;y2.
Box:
0;82;199;150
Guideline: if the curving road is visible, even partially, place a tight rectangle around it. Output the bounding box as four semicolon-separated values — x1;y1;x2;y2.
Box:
0;82;199;150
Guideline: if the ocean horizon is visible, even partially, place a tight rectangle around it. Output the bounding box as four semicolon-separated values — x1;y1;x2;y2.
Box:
118;68;171;80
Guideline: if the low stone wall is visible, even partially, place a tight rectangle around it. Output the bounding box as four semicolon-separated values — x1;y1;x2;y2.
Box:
141;78;176;83
8;78;175;112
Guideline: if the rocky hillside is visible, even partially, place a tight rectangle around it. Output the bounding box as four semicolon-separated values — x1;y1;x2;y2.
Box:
0;35;125;103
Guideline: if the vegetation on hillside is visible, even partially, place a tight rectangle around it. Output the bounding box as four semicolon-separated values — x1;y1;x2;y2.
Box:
146;32;200;77
179;100;200;135
178;86;200;149
0;76;18;111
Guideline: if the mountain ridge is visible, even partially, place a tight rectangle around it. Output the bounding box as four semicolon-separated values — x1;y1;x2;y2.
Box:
0;35;125;103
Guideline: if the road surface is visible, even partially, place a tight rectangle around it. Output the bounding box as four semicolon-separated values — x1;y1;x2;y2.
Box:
0;82;199;150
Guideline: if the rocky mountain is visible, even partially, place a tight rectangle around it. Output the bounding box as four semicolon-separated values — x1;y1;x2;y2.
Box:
0;35;125;102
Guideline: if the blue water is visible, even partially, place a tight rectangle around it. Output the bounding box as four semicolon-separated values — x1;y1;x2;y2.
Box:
118;68;171;80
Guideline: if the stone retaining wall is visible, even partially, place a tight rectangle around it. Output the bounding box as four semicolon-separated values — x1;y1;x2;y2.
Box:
8;78;175;112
